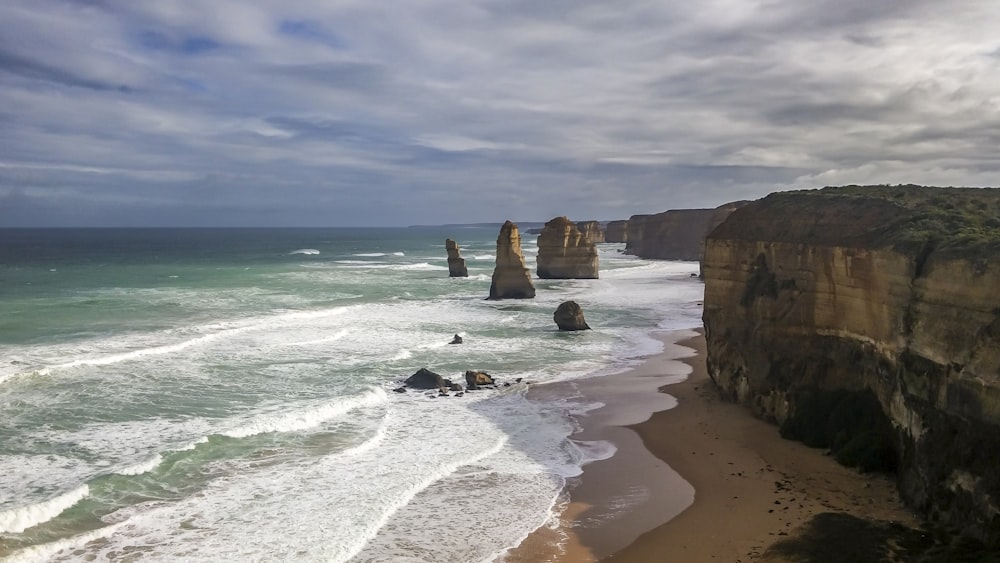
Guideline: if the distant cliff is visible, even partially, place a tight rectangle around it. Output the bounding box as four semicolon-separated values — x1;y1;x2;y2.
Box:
702;185;1000;543
605;220;628;243
624;208;721;260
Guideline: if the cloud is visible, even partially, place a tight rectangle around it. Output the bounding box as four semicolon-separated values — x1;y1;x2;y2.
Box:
0;0;998;226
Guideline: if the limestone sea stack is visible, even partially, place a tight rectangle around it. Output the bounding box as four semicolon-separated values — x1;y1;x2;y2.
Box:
576;220;605;243
487;221;535;299
536;217;599;279
702;185;1000;544
604;220;629;243
445;238;468;277
554;301;590;331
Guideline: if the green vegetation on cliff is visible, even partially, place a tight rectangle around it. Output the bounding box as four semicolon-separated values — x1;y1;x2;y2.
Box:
802;185;1000;257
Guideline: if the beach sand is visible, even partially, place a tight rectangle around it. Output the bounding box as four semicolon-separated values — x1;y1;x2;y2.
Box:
507;328;919;562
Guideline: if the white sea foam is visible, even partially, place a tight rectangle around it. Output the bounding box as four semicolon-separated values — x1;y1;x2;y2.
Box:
392;262;448;271
220;387;387;438
472;254;495;260
3;522;126;563
0;484;89;534
115;454;163;476
289;248;320;255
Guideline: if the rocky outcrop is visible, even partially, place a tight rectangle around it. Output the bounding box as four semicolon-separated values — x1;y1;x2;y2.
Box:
536;217;599;279
404;368;454;390
445;238;468;277
605;220;629;243
577;220;605;243
488;221;536;299
465;370;496;390
702;185;1000;543
554;301;590;331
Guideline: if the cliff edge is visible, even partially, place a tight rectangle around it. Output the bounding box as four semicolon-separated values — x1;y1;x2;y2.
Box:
702;185;1000;543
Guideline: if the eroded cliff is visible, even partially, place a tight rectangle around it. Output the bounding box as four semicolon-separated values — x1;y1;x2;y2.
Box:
702;185;1000;542
576;220;605;244
625;208;719;260
488;220;536;299
536;216;599;279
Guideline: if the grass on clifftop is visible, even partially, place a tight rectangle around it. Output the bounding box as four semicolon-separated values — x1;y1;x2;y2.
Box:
801;185;1000;257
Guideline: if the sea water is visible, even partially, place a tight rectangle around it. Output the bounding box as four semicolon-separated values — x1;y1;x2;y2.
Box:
0;227;703;562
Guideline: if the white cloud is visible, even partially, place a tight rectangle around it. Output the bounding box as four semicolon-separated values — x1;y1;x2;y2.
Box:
0;0;998;225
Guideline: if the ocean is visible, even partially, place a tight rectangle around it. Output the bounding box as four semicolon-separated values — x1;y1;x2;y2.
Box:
0;227;704;562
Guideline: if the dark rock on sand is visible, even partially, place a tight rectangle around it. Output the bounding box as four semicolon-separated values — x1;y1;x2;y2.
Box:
554;301;590;331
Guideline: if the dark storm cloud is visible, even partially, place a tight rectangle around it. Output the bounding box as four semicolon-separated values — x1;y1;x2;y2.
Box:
0;0;998;226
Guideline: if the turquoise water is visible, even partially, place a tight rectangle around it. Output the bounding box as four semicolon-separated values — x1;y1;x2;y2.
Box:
0;227;703;562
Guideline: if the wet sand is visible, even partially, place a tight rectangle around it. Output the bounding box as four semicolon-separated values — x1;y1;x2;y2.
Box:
507;328;918;562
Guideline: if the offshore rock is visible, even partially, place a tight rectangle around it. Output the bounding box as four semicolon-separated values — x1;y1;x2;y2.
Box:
445;238;468;277
576;220;605;243
449;334;463;345
536;217;599;279
554;301;590;331
702;185;1000;544
465;370;496;390
488;221;535;299
404;367;453;390
605;220;629;243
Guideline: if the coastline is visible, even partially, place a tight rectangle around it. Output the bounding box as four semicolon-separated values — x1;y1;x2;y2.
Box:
508;327;919;562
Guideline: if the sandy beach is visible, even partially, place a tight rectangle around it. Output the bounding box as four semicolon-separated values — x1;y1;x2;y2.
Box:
508;328;919;562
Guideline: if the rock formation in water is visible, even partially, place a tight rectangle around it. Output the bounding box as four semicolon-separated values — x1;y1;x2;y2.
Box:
605;220;629;243
465;370;496;390
488;221;536;299
536;217;599;279
445;238;468;277
576;220;605;243
554;301;590;331
701;185;1000;544
404;367;454;390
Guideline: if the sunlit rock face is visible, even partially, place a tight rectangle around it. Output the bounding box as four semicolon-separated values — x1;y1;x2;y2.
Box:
702;185;1000;543
536;217;599;279
488;220;535;299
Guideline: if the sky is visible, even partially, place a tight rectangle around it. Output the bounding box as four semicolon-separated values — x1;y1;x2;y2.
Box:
1;1;999;227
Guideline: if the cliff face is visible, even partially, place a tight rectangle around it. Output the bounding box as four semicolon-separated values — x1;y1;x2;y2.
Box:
445;238;468;277
702;186;1000;542
605;220;628;243
624;209;717;260
488;220;536;299
536;217;599;279
576;220;605;243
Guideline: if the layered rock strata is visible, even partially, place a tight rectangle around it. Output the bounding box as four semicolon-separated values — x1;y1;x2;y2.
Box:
445;238;468;277
576;220;605;243
536;216;599;279
488;221;536;299
605;220;629;243
701;185;1000;543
